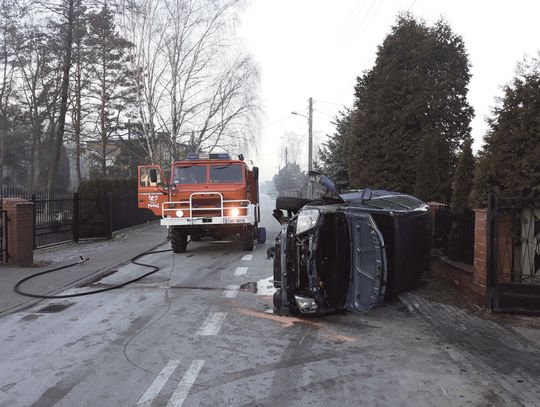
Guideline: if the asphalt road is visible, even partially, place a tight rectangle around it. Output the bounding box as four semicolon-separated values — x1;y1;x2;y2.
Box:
0;194;526;406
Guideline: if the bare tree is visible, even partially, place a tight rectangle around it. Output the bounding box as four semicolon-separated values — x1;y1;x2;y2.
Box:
46;0;76;189
280;131;304;166
85;3;135;176
0;0;19;183
17;14;65;188
163;0;258;156
120;0;259;166
69;0;87;187
119;0;170;165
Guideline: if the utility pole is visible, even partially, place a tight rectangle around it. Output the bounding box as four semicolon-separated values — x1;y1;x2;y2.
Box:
285;147;288;174
308;97;313;172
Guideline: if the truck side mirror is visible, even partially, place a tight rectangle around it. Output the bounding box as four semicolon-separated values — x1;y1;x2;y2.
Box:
149;168;158;183
252;166;259;181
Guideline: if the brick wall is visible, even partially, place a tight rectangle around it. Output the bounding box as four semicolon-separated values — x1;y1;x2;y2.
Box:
472;209;488;301
2;198;33;266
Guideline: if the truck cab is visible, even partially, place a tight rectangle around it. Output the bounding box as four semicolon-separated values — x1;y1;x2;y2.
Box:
138;152;265;253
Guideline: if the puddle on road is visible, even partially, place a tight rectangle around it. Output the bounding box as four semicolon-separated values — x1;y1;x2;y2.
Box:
21;314;43;321
35;303;75;313
240;282;257;293
240;277;276;296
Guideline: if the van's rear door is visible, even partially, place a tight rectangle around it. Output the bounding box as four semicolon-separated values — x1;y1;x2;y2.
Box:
345;212;387;312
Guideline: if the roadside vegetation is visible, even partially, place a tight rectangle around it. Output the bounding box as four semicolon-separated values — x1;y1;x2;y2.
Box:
0;0;259;190
314;14;539;206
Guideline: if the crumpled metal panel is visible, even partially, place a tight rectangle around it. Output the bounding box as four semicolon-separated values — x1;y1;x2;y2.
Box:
344;212;387;312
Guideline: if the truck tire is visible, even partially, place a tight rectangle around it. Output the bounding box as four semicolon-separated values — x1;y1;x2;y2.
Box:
171;229;188;253
242;228;254;251
256;227;266;244
276;196;311;212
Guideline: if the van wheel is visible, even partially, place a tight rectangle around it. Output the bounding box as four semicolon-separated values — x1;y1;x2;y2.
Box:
171;229;188;253
276;196;311;212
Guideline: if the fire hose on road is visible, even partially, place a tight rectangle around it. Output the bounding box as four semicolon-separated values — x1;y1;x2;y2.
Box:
14;248;173;299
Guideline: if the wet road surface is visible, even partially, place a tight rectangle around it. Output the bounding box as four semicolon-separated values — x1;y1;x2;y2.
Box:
0;195;528;406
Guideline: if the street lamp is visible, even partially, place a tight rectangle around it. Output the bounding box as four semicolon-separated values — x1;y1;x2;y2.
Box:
290;97;313;172
291;98;314;198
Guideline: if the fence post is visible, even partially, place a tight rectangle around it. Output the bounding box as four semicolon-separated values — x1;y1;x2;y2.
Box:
31;193;36;250
104;192;113;240
73;192;80;243
486;193;497;309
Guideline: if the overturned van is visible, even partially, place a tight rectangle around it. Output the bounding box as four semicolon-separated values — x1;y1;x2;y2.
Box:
268;173;431;316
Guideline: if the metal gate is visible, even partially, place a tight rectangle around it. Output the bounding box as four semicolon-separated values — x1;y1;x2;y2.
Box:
0;200;7;262
487;194;540;314
31;191;75;248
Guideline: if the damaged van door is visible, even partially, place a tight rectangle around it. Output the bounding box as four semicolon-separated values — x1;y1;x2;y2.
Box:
344;211;387;312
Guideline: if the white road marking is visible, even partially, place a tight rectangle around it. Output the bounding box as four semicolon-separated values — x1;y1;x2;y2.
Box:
234;266;248;276
222;284;240;298
197;312;227;336
241;254;253;261
135;359;181;407
166;360;205;407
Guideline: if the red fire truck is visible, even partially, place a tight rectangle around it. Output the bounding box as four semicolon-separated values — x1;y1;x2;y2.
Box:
137;152;266;253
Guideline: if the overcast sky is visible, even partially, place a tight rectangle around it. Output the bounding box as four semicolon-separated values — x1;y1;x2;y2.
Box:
238;0;540;181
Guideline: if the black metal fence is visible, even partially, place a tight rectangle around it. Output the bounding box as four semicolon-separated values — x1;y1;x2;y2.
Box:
488;195;540;314
433;206;475;265
31;191;74;248
1;186;157;250
0;201;7;262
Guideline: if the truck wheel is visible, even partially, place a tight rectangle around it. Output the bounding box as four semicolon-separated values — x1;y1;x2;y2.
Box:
171;229;188;253
242;228;254;251
190;233;201;241
257;227;266;244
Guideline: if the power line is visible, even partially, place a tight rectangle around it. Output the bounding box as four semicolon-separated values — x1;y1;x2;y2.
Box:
336;0;368;46
334;0;386;104
314;109;336;118
342;0;378;52
314;100;349;108
260;116;292;130
407;0;417;12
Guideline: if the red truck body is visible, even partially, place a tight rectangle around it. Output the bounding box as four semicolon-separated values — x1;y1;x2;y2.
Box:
138;153;264;252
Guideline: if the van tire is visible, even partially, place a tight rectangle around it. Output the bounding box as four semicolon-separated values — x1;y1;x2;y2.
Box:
276;196;311;212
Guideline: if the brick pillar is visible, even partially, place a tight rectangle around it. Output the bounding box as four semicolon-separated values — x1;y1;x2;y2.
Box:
472;209;488;303
2;198;34;266
427;202;447;239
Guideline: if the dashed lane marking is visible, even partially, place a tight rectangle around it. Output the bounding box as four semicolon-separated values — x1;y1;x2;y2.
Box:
197;312;227;336
135;360;181;407
234;266;248;276
222;284;240;298
166;360;205;407
241;254;253;261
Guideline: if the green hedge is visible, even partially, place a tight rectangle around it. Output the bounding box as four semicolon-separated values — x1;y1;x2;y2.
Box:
78;178;137;237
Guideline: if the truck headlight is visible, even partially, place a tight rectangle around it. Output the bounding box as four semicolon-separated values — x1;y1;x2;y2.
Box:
296;209;319;235
175;210;184;217
230;208;240;217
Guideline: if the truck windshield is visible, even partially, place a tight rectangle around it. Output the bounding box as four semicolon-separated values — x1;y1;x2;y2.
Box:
173;166;207;184
210;164;243;183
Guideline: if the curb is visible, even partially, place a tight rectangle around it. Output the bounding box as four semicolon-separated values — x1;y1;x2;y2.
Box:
397;292;416;313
